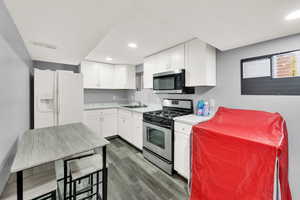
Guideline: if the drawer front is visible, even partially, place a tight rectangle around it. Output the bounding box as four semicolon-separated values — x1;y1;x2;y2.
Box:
174;122;193;135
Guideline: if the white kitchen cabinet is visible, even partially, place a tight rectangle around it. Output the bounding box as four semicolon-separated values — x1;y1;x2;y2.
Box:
169;44;185;70
114;65;136;89
143;44;185;88
126;65;136;89
143;56;157;88
118;115;126;139
114;65;128;89
83;110;102;136
84;109;118;138
81;61;136;89
85;108;144;150
118;109;143;150
118;109;132;142
174;131;190;179
156;50;171;72
174;122;193;179
143;39;216;88
132;112;143;149
98;63;115;89
100;109;118;137
81;61;100;88
185;39;216;86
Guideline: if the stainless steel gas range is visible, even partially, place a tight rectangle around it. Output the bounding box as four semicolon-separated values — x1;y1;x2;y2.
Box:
143;99;193;175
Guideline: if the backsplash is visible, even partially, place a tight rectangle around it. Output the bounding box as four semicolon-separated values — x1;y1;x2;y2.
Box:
84;89;130;104
128;87;216;114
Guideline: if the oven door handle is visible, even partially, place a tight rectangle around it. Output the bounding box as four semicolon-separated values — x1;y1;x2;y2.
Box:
143;122;172;133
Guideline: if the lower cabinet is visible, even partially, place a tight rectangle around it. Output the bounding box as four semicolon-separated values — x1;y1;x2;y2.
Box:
83;109;118;138
118;109;132;142
174;122;192;179
132;112;143;149
84;108;143;150
118;109;143;150
100;109;118;137
83;110;102;136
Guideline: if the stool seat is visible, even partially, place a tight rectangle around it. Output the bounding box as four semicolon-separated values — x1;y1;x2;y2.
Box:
69;154;105;180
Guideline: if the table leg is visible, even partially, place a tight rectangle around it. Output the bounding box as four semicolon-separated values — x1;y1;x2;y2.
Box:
102;146;107;200
64;160;67;200
17;171;23;200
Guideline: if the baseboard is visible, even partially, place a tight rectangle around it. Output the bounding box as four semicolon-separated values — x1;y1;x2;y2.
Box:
0;139;17;195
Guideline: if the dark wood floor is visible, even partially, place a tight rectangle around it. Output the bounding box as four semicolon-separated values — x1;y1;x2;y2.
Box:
106;138;189;200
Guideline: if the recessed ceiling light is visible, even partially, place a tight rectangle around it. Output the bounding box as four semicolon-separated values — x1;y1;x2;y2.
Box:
128;43;138;48
285;10;300;21
106;57;112;61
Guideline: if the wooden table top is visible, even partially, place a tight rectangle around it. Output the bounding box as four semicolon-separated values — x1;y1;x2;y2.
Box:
11;123;109;173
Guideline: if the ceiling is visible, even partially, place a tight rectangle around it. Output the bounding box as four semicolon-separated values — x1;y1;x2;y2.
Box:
4;0;300;65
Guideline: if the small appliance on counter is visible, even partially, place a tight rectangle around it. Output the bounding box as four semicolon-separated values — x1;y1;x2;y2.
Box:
152;69;194;94
143;99;193;175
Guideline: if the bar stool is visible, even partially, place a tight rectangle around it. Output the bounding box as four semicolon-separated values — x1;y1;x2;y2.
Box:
55;150;96;200
68;154;105;200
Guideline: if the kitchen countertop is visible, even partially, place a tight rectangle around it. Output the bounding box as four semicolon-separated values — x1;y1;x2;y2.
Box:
174;114;213;125
84;103;162;113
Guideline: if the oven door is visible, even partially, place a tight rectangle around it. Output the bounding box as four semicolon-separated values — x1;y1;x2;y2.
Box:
143;122;172;161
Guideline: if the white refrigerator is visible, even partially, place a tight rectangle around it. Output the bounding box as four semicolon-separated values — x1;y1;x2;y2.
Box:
34;69;84;128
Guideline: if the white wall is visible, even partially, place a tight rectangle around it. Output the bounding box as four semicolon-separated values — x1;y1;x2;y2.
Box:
0;1;32;194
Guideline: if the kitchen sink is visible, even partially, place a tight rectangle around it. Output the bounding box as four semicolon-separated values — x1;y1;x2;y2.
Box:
123;105;147;109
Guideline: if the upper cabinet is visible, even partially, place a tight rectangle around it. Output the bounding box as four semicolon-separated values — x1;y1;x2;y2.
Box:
185;39;216;87
143;39;216;88
81;61;136;89
113;65;136;89
143;56;157;89
81;61;100;88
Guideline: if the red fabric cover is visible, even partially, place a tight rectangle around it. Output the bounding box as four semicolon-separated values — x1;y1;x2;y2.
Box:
190;107;292;200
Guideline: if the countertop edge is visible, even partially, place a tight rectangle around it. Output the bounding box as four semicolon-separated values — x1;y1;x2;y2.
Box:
84;104;162;113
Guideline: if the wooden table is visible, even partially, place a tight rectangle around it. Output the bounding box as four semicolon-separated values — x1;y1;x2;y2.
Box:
11;123;109;200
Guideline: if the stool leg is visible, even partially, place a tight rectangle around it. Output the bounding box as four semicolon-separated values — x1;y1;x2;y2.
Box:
73;180;76;200
63;161;67;200
102;146;107;200
69;174;72;200
91;173;93;195
96;172;99;200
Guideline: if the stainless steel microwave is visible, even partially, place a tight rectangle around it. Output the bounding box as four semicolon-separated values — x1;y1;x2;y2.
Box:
153;69;194;94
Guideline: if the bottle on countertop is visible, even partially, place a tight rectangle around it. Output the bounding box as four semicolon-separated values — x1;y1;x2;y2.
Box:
196;100;205;116
203;101;210;116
